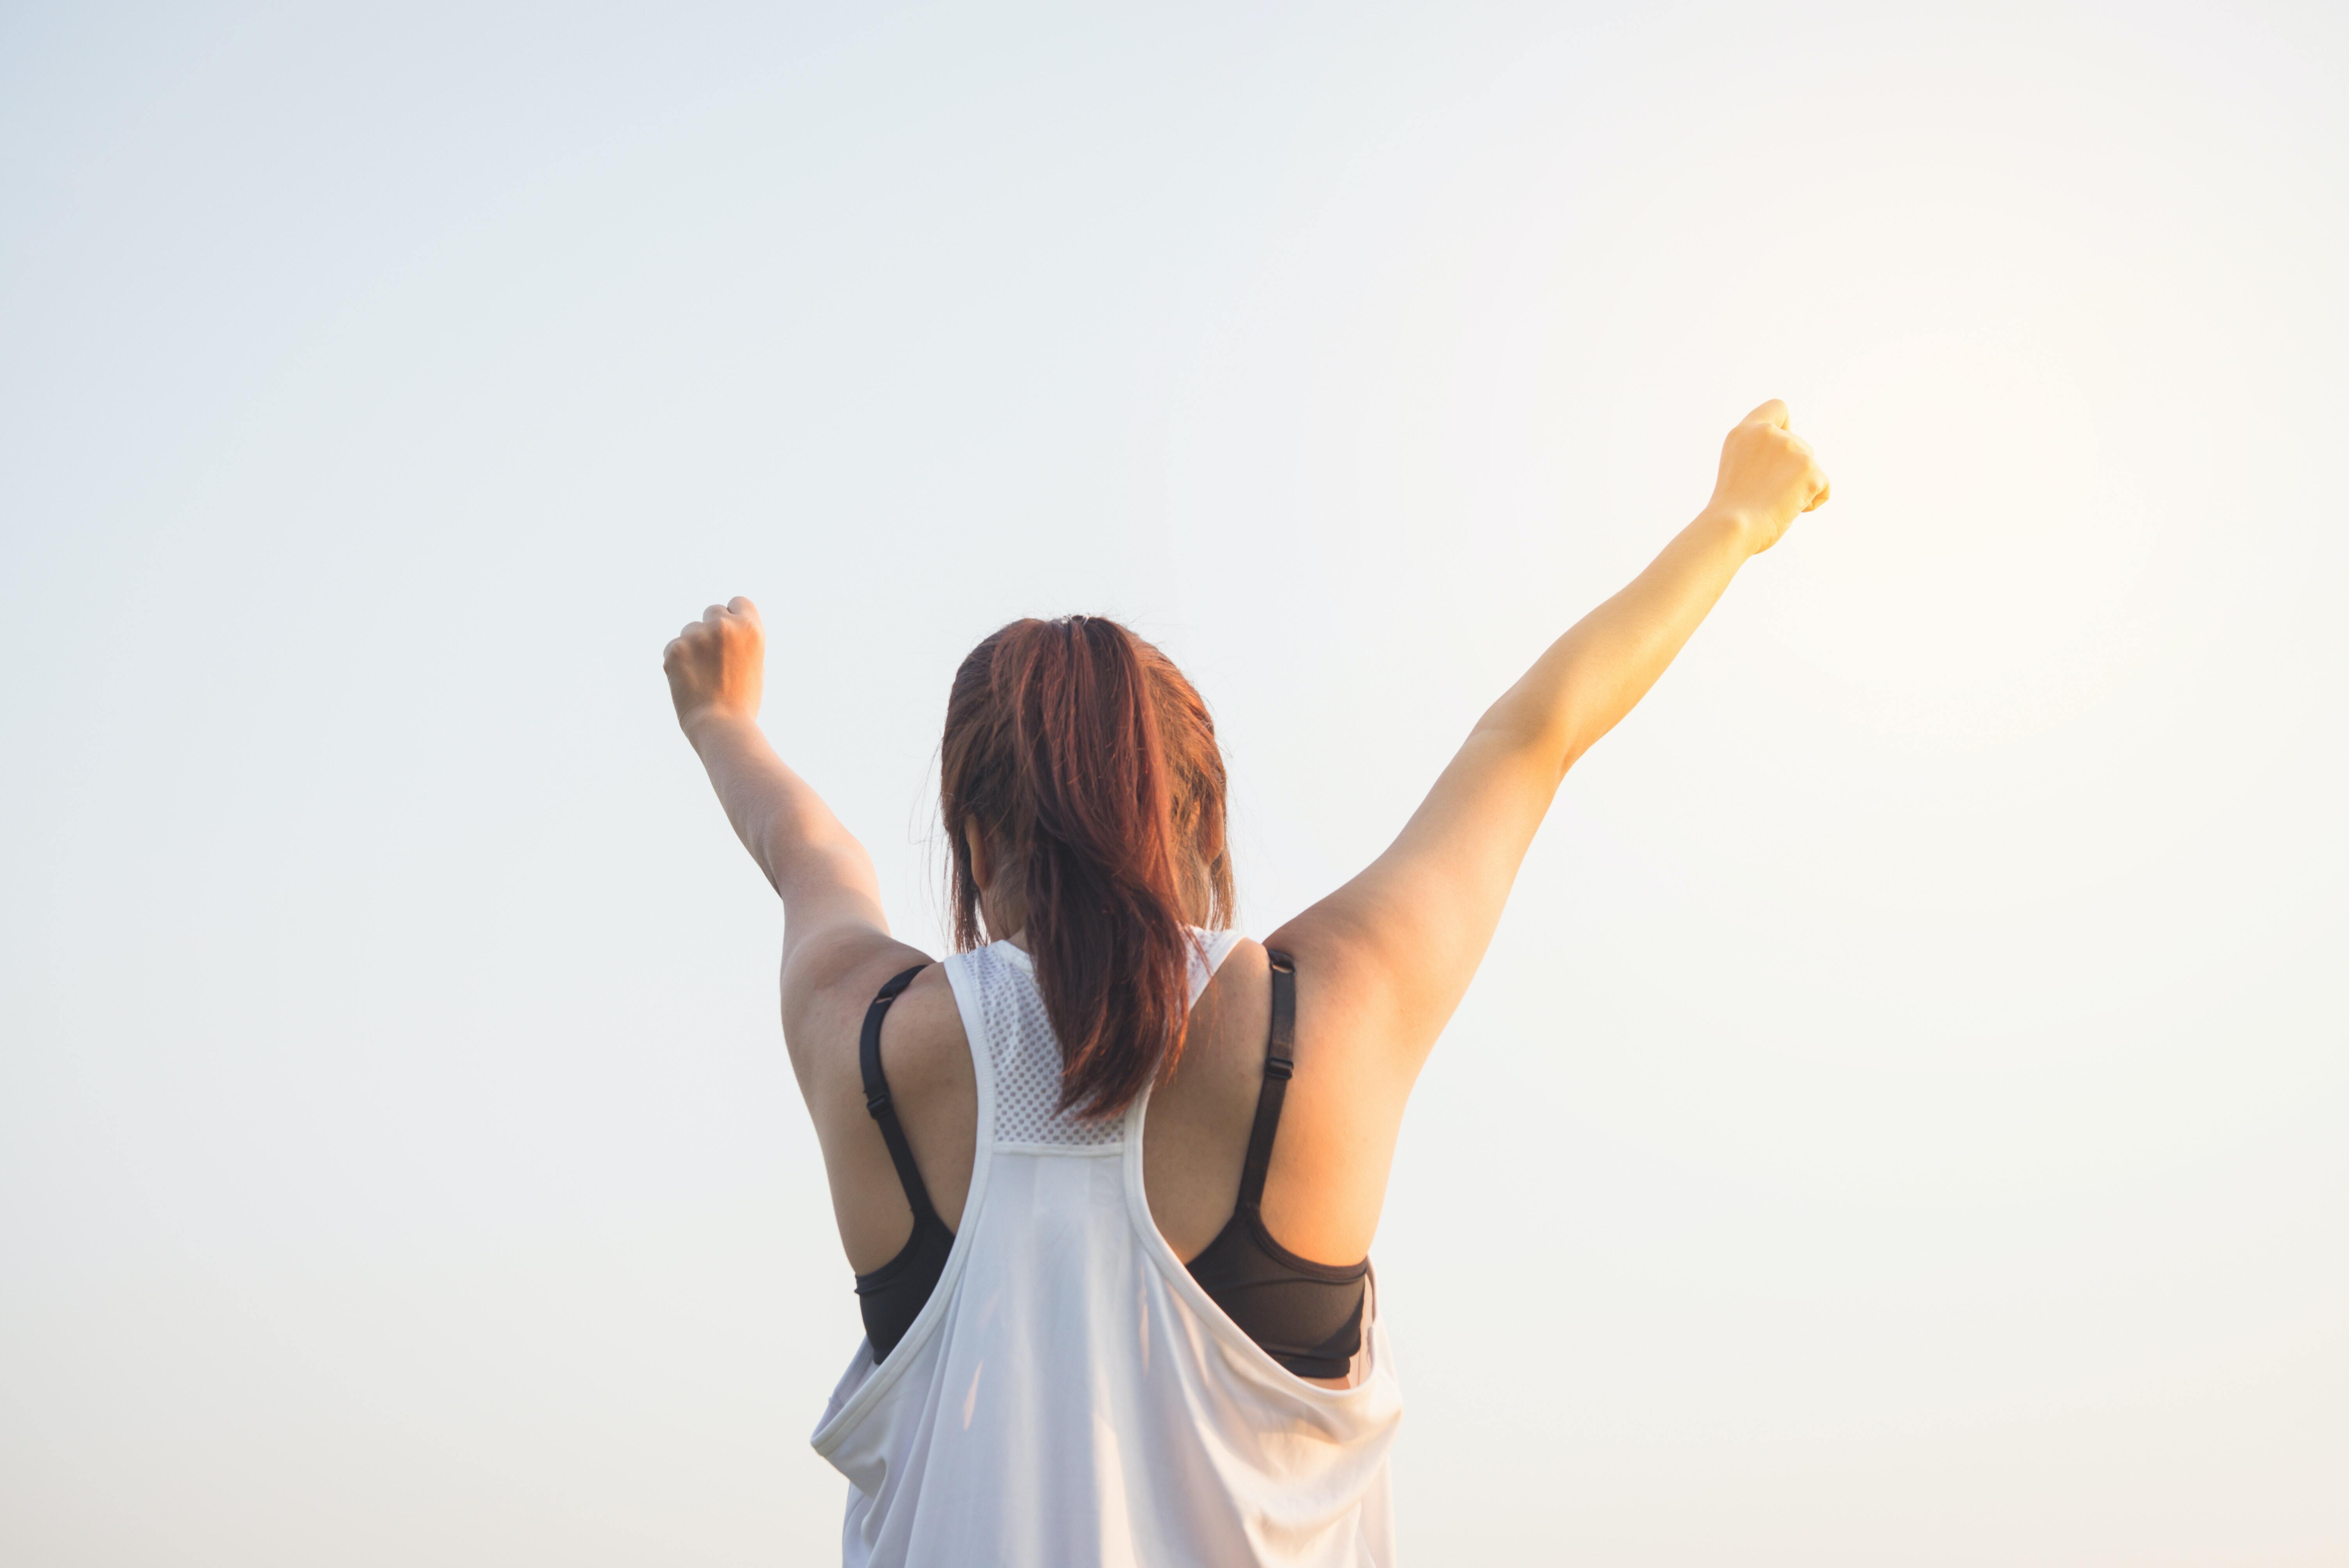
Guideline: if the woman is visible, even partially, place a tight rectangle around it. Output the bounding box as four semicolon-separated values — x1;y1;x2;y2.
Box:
664;401;1830;1565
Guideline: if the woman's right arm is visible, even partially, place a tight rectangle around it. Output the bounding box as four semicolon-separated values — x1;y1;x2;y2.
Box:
1269;400;1831;1087
664;599;923;1060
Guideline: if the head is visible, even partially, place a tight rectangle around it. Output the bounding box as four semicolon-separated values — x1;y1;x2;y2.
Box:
941;615;1235;1119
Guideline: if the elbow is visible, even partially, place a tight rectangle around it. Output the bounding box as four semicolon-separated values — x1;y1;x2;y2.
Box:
1469;706;1584;785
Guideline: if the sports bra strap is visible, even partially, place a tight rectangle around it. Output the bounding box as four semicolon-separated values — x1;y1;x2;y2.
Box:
1232;948;1296;1213
859;964;939;1228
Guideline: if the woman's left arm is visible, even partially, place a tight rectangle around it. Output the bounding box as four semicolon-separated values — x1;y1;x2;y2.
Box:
1270;401;1831;1083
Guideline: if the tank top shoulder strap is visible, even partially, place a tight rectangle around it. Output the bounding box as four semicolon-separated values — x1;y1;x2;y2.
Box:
1187;927;1243;1007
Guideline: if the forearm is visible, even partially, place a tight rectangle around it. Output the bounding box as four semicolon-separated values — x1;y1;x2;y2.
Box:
684;711;886;923
1482;507;1755;775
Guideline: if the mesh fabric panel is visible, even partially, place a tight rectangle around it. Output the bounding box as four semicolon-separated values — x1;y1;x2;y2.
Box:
970;946;1125;1148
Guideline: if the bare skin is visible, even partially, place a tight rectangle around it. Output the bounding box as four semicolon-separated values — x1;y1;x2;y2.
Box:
665;400;1831;1379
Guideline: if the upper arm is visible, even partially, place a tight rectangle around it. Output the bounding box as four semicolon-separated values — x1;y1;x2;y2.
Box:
767;837;932;1099
1268;720;1562;1085
684;709;906;990
762;812;931;1074
779;917;929;1070
771;830;891;971
680;713;927;1085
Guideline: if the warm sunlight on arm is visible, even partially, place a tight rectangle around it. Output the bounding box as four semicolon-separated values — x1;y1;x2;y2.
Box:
1275;400;1831;1075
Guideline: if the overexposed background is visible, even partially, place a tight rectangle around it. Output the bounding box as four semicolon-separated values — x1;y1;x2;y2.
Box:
5;2;2345;1562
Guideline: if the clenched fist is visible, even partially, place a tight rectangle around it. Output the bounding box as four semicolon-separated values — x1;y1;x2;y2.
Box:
664;597;765;733
1706;400;1831;554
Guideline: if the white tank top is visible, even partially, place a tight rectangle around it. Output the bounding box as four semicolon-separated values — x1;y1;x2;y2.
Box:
810;934;1404;1566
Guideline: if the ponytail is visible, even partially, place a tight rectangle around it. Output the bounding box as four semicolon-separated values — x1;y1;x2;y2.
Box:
941;617;1233;1118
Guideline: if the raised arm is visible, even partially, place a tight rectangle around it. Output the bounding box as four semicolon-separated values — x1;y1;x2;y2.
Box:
1272;400;1831;1080
664;599;915;1019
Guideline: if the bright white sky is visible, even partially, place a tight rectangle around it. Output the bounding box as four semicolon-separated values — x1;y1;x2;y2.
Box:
4;2;2345;1563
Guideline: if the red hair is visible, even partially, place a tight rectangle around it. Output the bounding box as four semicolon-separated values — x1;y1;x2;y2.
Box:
941;617;1235;1119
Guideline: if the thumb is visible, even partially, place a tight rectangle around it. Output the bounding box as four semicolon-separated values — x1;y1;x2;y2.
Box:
1741;398;1790;429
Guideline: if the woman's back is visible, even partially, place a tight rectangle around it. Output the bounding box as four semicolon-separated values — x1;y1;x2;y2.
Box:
815;936;1402;1566
829;936;1390;1301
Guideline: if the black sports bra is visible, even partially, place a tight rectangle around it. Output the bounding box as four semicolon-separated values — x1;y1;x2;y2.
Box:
849;964;956;1365
851;949;1371;1379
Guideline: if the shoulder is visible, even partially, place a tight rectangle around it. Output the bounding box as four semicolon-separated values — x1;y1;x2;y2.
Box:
779;926;962;1103
1260;910;1423;1105
1169;934;1273;1106
1187;935;1269;1051
872;962;967;1098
